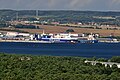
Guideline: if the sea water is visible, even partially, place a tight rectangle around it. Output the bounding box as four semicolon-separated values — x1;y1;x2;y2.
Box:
0;42;120;58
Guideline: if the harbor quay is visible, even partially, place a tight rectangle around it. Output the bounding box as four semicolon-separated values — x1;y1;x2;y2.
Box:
0;31;119;43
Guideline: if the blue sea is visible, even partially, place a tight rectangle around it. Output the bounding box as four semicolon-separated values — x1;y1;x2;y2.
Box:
0;42;120;58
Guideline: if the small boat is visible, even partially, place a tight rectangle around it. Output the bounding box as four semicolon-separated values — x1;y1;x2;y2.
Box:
78;34;98;43
97;38;119;43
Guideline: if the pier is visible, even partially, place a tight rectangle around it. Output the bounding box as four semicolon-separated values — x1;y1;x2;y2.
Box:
85;60;120;68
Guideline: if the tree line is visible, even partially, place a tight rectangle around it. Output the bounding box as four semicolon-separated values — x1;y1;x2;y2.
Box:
0;53;120;80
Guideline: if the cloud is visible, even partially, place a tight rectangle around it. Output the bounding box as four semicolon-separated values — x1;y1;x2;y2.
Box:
0;0;120;11
47;0;94;10
111;0;120;4
69;0;93;8
107;0;120;10
108;0;120;5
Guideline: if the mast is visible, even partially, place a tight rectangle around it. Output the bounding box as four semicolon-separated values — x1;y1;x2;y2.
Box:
36;10;38;17
16;12;18;21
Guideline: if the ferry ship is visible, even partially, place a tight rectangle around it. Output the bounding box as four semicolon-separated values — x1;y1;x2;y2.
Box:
0;32;98;43
34;33;98;43
38;33;78;43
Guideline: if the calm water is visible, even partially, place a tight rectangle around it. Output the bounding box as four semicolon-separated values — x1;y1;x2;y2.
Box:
0;42;120;58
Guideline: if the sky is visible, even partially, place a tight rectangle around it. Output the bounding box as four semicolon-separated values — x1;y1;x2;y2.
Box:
0;0;120;11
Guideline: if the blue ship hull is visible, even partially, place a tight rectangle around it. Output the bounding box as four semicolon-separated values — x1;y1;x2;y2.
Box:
41;38;78;43
40;38;98;43
78;40;98;43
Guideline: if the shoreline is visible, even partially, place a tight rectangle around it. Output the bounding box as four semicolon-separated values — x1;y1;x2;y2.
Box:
0;40;52;43
0;39;120;43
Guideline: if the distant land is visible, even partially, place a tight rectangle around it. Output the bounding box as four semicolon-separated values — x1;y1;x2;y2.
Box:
0;9;120;23
0;9;120;36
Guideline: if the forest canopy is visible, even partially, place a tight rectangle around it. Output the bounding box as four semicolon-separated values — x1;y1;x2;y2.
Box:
0;53;120;80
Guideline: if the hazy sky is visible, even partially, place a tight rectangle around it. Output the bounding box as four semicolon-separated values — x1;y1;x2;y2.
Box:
0;0;120;11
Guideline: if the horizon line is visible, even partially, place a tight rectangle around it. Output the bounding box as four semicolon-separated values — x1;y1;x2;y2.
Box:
0;9;120;12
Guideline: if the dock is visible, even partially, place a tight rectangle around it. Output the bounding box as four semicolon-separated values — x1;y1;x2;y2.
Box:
85;60;120;68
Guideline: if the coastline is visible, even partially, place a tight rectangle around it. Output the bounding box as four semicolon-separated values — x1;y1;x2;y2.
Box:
0;39;120;43
0;40;52;43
